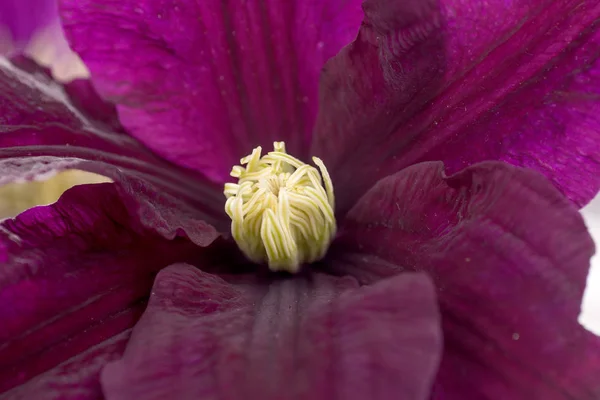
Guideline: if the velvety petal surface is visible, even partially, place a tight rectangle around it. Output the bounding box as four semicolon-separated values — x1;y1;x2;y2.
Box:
333;161;600;399
0;56;226;227
313;0;600;213
2;331;131;400
60;0;364;182
101;263;441;400
0;182;218;397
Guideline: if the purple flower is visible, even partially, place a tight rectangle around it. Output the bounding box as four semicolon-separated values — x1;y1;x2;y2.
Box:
1;0;600;399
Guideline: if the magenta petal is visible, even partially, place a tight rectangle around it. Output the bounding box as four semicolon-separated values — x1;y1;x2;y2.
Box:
0;56;146;165
59;0;364;181
310;0;445;213
2;331;131;399
0;0;56;49
313;0;600;211
0;57;225;224
101;263;442;400
63;78;125;133
338;161;600;399
10;54;124;132
0;183;216;395
111;173;221;243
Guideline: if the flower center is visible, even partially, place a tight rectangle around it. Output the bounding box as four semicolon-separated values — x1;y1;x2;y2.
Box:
224;142;336;273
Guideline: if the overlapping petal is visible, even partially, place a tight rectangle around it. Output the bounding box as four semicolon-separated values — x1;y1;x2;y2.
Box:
313;0;600;212
335;161;600;399
2;331;131;399
1;1;598;399
0;182;219;397
0;56;226;226
0;56;134;160
59;0;364;182
101;263;441;400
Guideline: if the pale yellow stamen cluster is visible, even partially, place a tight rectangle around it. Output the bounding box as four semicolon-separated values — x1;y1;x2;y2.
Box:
224;142;336;273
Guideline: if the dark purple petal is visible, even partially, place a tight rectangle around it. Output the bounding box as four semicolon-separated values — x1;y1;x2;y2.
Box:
2;331;130;399
63;79;124;132
0;0;56;50
0;56;226;225
112;171;222;243
59;0;364;181
0;183;217;395
101;263;441;400
10;54;122;131
312;0;600;213
334;161;600;399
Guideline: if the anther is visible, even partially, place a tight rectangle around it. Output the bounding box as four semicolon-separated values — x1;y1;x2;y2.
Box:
224;142;336;273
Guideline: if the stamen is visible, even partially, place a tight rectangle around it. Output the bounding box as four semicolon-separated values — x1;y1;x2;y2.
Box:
224;142;336;273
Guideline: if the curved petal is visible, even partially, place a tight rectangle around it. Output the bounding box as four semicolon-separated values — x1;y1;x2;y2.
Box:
59;0;364;182
0;182;217;396
312;0;600;213
111;172;221;244
101;263;441;400
0;56;226;225
334;161;600;399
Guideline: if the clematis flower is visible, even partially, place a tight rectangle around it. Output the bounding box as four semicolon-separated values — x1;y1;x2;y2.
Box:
1;0;600;399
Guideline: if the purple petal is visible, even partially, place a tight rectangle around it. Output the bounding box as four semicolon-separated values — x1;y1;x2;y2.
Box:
10;54;122;131
0;0;56;50
312;0;600;213
101;263;441;400
2;331;130;399
0;56;226;225
59;0;364;181
111;172;222;243
0;183;217;395
336;161;600;399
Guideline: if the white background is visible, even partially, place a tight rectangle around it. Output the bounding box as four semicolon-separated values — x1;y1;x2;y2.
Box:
580;193;600;335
